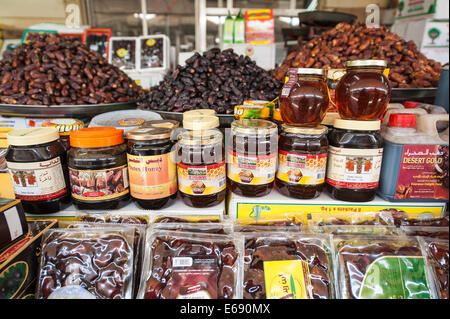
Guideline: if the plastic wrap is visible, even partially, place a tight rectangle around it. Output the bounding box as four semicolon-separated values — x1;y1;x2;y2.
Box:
36;227;135;299
308;211;394;226
419;237;449;299
308;225;402;236
151;214;222;223
243;232;334;299
152;221;232;235
401;226;449;240
76;212;149;225
233;214;303;233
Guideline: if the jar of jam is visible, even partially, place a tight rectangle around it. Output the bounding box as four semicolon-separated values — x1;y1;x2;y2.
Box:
42;118;84;150
6;128;71;214
126;127;177;210
228;119;278;197
336;60;391;120
68;127;130;210
276;125;328;199
280;68;329;126
177;130;226;208
326;119;383;202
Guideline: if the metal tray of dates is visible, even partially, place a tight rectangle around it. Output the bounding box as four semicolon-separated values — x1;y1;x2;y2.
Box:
155;110;235;127
0;102;137;118
390;87;438;102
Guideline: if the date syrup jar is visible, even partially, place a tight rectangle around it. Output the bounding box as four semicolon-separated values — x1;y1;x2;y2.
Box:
126;127;177;209
336;60;391;120
6;128;71;214
280;68;329;126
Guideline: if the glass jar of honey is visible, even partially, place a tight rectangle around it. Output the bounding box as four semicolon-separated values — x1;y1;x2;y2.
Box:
336;60;391;120
280;68;329;126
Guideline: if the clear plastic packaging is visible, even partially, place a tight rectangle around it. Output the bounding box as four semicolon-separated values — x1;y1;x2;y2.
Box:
308;225;401;236
76;212;150;225
109;37;138;71
137;230;243;299
307;211;394;226
151;213;222;224
401;226;449;240
394;214;449;227
36;227;135;299
242;232;335;299
139;35;170;71
332;235;437;299
151;221;232;235
233;214;303;233
419;237;449;299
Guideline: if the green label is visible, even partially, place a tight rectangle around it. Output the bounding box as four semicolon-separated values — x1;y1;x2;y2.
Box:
359;256;431;299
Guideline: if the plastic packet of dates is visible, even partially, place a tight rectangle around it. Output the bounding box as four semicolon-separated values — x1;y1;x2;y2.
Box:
109;37;137;71
308;211;395;227
332;235;438;299
151;214;223;224
418;237;449;299
401;226;449;240
75;212;150;225
151;221;233;235
307;224;402;236
233;214;304;233
137;230;244;299
36;227;135;299
398;216;449;227
242;232;335;299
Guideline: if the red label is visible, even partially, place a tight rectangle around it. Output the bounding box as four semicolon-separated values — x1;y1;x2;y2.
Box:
280;68;298;98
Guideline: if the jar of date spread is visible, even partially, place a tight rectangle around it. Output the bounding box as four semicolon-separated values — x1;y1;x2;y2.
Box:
126;127;177;210
276;124;328;199
326;119;383;202
42;118;84;150
228;119;278;197
177;130;226;208
68;127;130;210
279;68;329;126
336;60;391;120
6;128;71;214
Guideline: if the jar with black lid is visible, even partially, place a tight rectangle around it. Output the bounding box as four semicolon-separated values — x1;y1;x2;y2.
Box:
6;128;71;214
126;127;177;210
227;119;278;197
326;119;383;202
276;124;328;199
68;127;130;210
177;129;226;208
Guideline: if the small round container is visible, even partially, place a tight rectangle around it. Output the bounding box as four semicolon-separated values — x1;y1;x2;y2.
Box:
6;128;71;214
326;119;383;202
336;60;391;120
42;118;84;150
227;119;278;197
126;127;177;210
68;127;130;210
276;125;328;199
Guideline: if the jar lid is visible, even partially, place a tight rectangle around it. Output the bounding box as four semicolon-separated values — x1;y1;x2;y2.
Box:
282;124;328;135
42;118;84;136
296;68;326;76
183;109;217;119
388;113;417;128
70;127;124;148
183;115;220;130
346;59;387;68
333;119;381;131
7;128;60;146
403;101;420;109
231;119;278;135
179;130;223;146
126;127;172;141
141;119;180;129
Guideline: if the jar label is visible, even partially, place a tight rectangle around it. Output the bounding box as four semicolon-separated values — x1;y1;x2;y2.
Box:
326;146;383;189
280;68;299;98
177;161;226;196
69;165;129;201
277;151;327;185
127;152;177;200
227;150;277;185
7;157;67;201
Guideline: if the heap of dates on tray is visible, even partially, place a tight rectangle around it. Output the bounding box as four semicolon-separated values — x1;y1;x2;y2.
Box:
273;23;442;88
0;32;144;105
138;48;283;114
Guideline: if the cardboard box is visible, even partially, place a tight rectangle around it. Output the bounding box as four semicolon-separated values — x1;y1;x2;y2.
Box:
0;219;57;299
0;199;27;252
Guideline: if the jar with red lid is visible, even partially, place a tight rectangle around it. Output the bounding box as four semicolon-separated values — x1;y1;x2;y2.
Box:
336;60;391;120
42;119;84;150
280;68;329;126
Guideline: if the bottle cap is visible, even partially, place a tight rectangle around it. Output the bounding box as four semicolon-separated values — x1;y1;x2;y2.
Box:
403;101;420;109
70;127;124;148
183;115;220;130
334;119;381;131
388;113;417;128
7;128;60;146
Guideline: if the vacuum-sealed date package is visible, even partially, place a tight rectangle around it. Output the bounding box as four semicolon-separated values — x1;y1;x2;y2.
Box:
77;212;149;225
151;214;222;224
419;237;449;299
333;235;436;299
151;222;232;235
401;226;449;240
309;211;394;226
309;225;401;236
36;227;135;299
243;233;334;299
138;231;243;299
233;215;303;233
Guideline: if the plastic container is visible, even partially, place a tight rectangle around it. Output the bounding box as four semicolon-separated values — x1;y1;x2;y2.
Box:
138;35;170;72
5;128;71;214
41;118;84;150
68;127;131;210
109;37;138;71
336;60;391;120
378;113;449;202
326;119;383;202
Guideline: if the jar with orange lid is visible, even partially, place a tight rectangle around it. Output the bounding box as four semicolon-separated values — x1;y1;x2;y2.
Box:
279;68;329;126
336;60;391;120
41;118;84;150
68;127;130;210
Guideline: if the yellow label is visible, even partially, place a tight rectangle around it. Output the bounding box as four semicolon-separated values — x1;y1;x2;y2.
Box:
264;260;312;299
146;38;156;46
116;48;127;58
177;162;226;195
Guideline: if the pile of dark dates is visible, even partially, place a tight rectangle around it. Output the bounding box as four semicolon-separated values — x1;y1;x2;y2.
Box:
138;48;283;114
0;33;143;105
